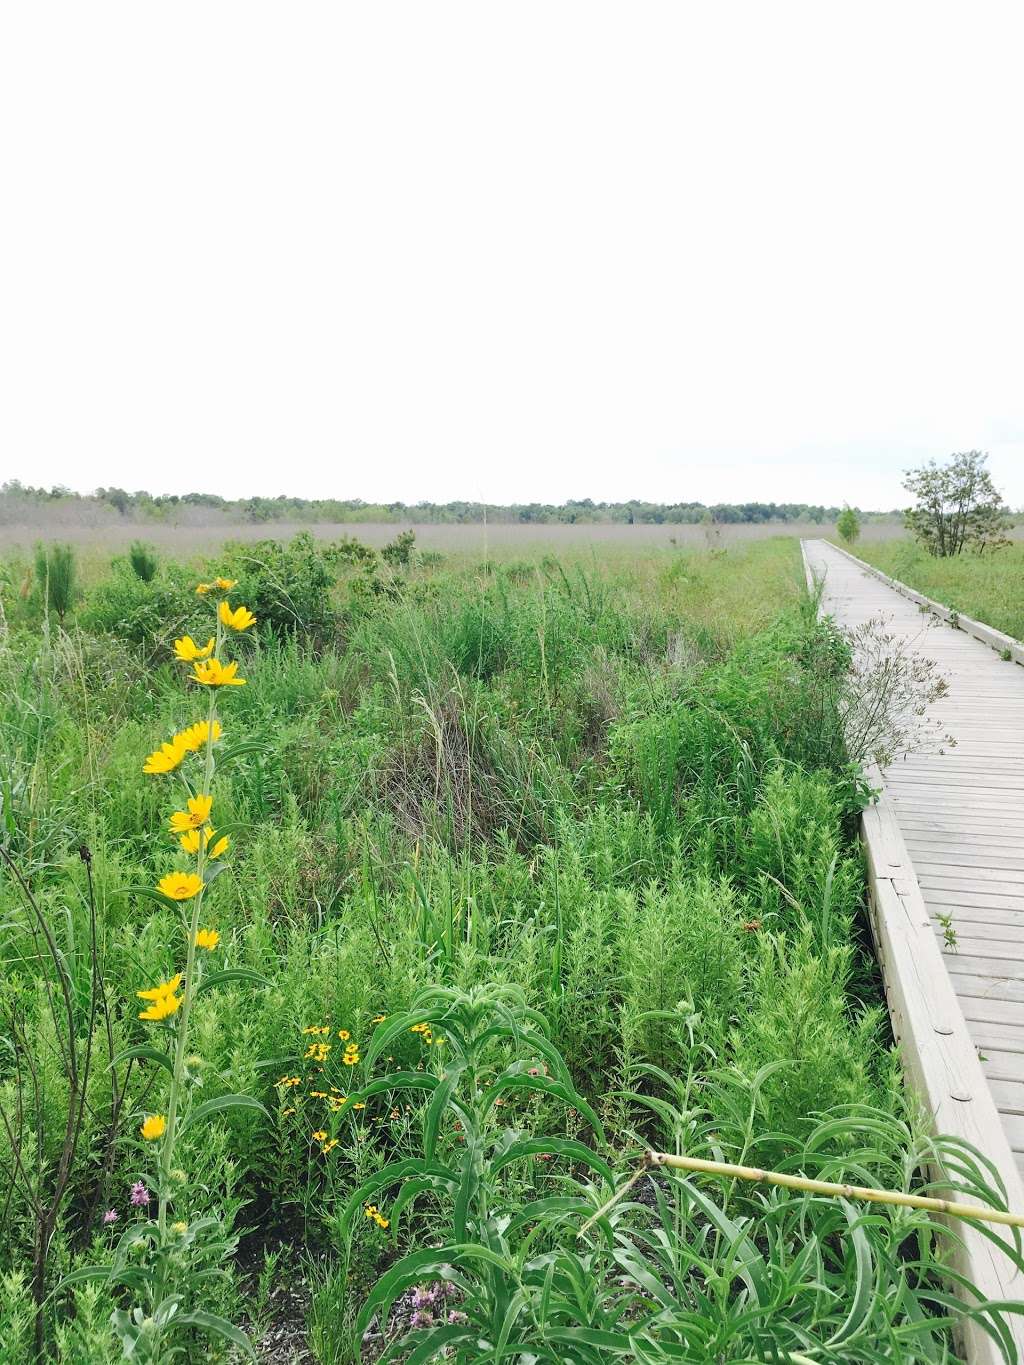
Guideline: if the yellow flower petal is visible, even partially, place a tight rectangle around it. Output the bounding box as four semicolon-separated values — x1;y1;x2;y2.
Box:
143;737;188;775
218;600;257;632
140;1114;166;1141
168;793;213;834
173;635;215;663
191;658;246;688
138;993;182;1021
158;872;204;901
137;972;183;1001
174;719;222;753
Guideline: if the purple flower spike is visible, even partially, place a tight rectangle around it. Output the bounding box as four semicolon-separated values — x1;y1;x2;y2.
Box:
103;1209;118;1224
130;1181;150;1207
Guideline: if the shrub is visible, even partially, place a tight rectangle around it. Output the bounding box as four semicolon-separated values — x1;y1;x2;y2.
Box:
32;542;76;622
81;572;189;647
127;540;159;582
837;504;861;544
217;532;340;643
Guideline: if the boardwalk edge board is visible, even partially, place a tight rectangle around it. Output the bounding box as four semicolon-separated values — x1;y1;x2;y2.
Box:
824;539;1024;665
801;540;1024;1365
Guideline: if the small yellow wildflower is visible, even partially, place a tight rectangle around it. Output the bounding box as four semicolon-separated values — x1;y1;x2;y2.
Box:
343;1051;360;1066
371;1014;387;1024
192;658;246;688
322;1138;339;1153
195;582;213;595
353;1102;365;1110
218;601;257;632
277;1075;301;1087
208;832;230;859
158;872;204;901
175;719;222;753
311;1130;327;1141
195;928;220;951
138;992;182;1022
178;828;202;854
213;577;237;591
137;973;183;1001
282;1106;296;1116
140;1114;166;1141
169;793;213;834
173;635;215;662
143;736;188;775
337;1029;350;1040
171;1221;188;1234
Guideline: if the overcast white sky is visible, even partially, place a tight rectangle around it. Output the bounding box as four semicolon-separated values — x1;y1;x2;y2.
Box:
2;3;1023;510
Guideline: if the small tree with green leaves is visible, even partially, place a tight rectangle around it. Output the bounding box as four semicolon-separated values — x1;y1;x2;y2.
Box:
836;505;860;545
33;542;77;623
128;541;159;583
904;451;1010;556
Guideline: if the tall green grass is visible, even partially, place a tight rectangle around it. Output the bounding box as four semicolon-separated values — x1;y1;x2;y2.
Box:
0;532;1016;1360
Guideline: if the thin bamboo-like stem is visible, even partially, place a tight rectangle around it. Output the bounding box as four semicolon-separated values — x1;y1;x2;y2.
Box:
579;1150;1024;1237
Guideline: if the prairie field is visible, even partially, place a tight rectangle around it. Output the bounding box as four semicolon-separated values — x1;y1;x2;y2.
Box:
0;530;1017;1361
0;512;912;557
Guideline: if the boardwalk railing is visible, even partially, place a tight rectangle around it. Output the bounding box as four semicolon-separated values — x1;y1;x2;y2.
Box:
825;539;1024;666
802;540;1024;1365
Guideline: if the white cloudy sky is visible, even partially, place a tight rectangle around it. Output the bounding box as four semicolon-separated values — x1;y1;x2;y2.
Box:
2;2;1023;510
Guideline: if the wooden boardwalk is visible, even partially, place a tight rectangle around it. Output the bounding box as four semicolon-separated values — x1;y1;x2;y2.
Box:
804;539;1024;1363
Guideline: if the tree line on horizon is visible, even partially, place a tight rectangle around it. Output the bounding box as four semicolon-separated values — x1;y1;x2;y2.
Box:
1;481;888;526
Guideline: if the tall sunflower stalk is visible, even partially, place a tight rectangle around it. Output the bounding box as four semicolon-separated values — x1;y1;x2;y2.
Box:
122;577;258;1357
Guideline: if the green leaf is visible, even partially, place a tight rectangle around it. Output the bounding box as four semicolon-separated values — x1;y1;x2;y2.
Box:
174;1311;255;1358
355;1244;510;1339
56;1264;113;1291
196;968;271;995
336;1158;458;1237
110;1044;174;1076
117;885;179;912
400;1326;479;1365
490;1137;615;1189
423;1062;464;1161
182;1094;268;1131
481;1073;604;1140
217;740;270;765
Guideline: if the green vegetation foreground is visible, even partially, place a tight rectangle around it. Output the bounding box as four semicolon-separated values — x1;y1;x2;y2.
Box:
1;534;1021;1361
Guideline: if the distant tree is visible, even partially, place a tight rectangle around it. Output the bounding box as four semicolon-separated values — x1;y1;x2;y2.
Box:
903;451;1010;556
836;505;860;544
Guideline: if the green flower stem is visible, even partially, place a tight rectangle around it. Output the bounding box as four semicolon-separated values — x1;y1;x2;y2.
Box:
156;609;225;1241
